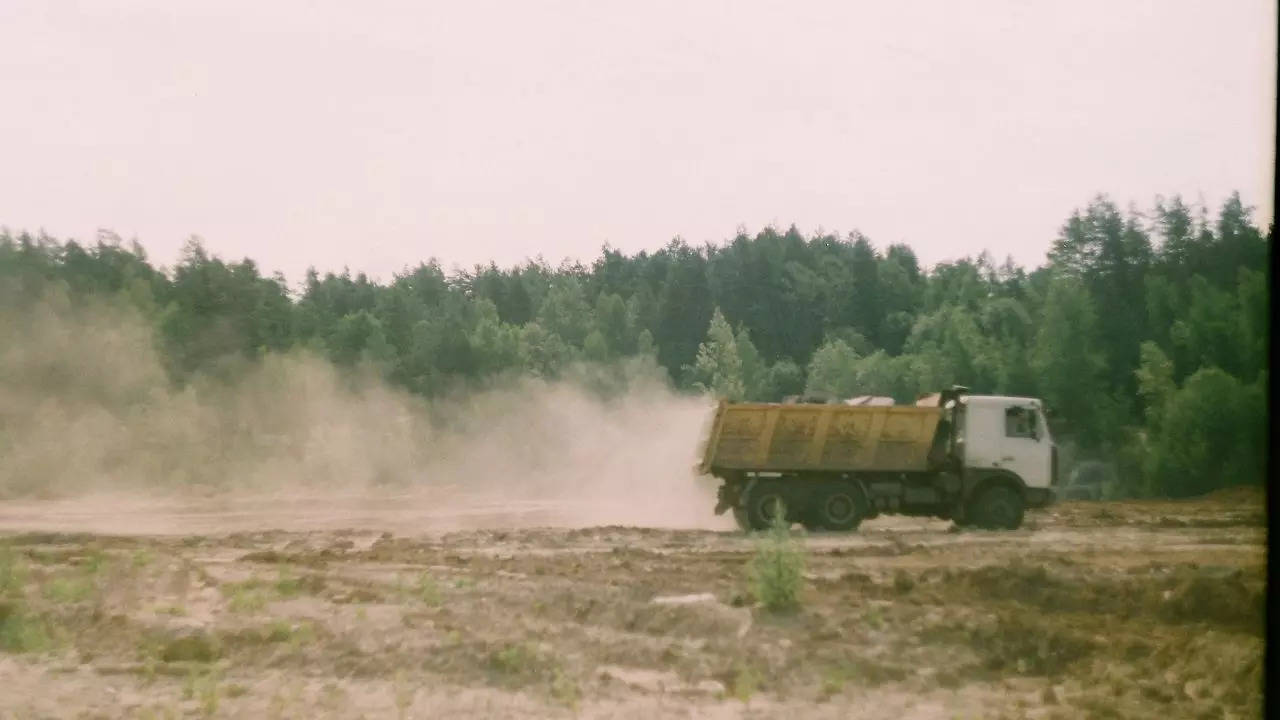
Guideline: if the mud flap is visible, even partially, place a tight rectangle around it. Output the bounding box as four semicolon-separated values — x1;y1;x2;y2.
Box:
714;483;740;515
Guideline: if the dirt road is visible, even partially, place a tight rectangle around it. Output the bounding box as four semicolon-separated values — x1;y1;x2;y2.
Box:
0;490;1265;719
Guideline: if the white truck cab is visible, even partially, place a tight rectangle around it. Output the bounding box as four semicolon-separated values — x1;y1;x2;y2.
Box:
957;395;1054;490
950;394;1058;524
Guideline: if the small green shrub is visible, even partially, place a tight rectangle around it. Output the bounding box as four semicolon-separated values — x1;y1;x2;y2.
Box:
748;508;805;612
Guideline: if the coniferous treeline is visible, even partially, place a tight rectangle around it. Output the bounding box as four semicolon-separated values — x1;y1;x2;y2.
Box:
1;192;1268;497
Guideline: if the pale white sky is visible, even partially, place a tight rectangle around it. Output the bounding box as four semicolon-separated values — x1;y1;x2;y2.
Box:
1;1;1274;284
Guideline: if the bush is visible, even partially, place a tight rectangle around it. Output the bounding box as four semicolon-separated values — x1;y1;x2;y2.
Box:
748;509;805;612
1145;367;1266;496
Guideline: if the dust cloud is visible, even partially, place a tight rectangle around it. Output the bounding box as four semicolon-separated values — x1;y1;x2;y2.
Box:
0;290;729;534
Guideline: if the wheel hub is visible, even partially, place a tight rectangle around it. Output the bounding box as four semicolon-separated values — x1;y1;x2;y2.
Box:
825;494;854;522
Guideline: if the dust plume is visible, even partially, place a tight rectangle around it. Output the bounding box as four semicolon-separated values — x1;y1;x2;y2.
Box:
0;289;729;533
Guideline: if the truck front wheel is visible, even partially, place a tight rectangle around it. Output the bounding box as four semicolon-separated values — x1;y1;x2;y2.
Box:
968;485;1024;530
811;481;866;531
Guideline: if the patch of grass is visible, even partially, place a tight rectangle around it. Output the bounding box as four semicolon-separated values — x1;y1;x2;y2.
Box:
197;673;220;717
221;620;317;652
393;669;416;720
748;508;805;613
273;568;325;598
265;620;296;643
223;579;269;614
131;549;155;569
43;575;95;604
0;600;51;653
968;615;1095;676
728;661;762;702
225;683;249;698
274;570;302;598
161;631;221;663
550;667;580;709
820;662;854;698
182;667;221;716
490;642;538;675
1;548;29;597
416;572;442;607
820;656;906;691
292;622;317;646
82;549;108;575
864;605;886;630
893;570;915;594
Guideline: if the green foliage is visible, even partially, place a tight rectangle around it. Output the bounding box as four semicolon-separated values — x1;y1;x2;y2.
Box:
0;548;27;597
1032;276;1112;448
489;642;540;676
0;548;50;653
222;580;269;614
0;601;51;653
1144;368;1266;497
804;339;859;399
748;509;805;613
1134;342;1176;429
764;358;805;400
42;576;94;604
1;189;1268;497
688;308;745;400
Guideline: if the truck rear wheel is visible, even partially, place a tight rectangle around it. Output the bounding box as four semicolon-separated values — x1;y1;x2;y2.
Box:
968;485;1024;530
811;481;866;531
742;479;793;531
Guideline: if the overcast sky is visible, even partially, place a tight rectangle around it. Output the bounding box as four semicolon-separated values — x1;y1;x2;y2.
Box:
1;1;1274;285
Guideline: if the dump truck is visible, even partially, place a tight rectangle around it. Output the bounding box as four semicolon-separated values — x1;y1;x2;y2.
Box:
697;387;1057;531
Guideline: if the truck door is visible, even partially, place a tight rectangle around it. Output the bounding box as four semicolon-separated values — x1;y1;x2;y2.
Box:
996;403;1051;489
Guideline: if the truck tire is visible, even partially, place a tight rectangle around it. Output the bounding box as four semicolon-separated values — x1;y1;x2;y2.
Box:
742;479;792;531
968;485;1024;530
811;481;866;531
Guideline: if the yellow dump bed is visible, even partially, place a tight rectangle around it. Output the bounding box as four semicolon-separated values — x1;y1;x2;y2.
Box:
698;401;943;474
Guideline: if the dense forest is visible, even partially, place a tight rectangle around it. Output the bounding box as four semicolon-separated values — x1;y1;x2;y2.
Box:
1;192;1269;498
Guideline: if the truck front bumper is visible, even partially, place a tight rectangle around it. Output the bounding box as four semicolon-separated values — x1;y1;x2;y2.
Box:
1025;487;1055;509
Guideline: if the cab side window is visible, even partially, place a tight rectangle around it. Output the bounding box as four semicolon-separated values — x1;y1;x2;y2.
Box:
1005;406;1037;439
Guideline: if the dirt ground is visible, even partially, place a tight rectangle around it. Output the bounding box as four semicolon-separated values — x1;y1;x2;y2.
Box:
0;488;1266;720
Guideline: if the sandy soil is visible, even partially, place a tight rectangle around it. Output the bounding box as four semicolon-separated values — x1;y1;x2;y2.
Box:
0;489;1265;719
